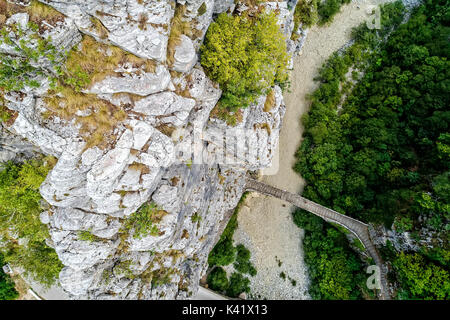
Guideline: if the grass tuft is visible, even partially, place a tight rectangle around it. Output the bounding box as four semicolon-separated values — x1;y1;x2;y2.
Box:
167;4;192;66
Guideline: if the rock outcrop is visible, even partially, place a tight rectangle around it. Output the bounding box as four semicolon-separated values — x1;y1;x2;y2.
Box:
1;0;306;299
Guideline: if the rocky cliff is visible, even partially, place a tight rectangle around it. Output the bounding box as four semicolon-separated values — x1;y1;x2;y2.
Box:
0;0;304;299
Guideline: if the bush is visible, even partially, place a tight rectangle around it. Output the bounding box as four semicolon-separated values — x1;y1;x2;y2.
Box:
201;11;289;113
208;238;236;266
226;272;250;298
293;0;318;33
78;230;97;242
206;267;229;292
3;240;63;288
0;158;63;287
317;0;351;25
198;2;207;16
234;244;257;276
0;159;53;242
0;21;63;92
122;202;167;239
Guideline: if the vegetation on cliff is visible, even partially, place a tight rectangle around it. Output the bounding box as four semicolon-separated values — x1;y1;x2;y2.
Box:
294;0;449;299
207;192;257;297
0;158;63;287
122;202;167;239
201;10;289;123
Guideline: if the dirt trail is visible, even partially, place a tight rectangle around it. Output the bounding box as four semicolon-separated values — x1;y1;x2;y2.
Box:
233;1;392;300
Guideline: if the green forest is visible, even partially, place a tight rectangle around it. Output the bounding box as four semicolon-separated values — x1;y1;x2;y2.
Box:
295;0;449;299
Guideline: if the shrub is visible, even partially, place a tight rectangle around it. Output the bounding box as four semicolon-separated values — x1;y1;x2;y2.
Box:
0;22;63;92
207;267;229;292
317;0;351;25
3;240;63;288
226;272;250;298
78;230;97;242
234;244;257;276
292;0;318;39
201;11;289;114
122;202;167;239
0;159;54;242
0;158;63;287
208;238;236;266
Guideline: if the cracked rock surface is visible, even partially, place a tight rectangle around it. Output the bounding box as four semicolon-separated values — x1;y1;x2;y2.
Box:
1;0;306;299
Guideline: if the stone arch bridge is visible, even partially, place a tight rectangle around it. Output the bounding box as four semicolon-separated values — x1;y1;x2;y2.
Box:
244;177;391;300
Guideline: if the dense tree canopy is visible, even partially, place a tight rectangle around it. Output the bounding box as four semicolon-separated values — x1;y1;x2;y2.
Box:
295;0;449;299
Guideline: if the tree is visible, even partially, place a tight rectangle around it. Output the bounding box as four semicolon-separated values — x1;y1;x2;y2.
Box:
206;267;229;292
393;252;449;300
207;238;236;266
226;272;250;298
0;158;62;287
234;244;257;276
201;11;289;113
0;254;18;300
3;240;63;288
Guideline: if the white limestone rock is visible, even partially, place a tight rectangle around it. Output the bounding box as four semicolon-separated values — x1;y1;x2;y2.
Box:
172;35;197;73
41;0;173;62
89;65;171;96
59;266;97;296
133;91;196;127
6;12;29;29
51;231;120;271
152;184;180;213
204;85;285;170
48;207;121;240
11;113;68;157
